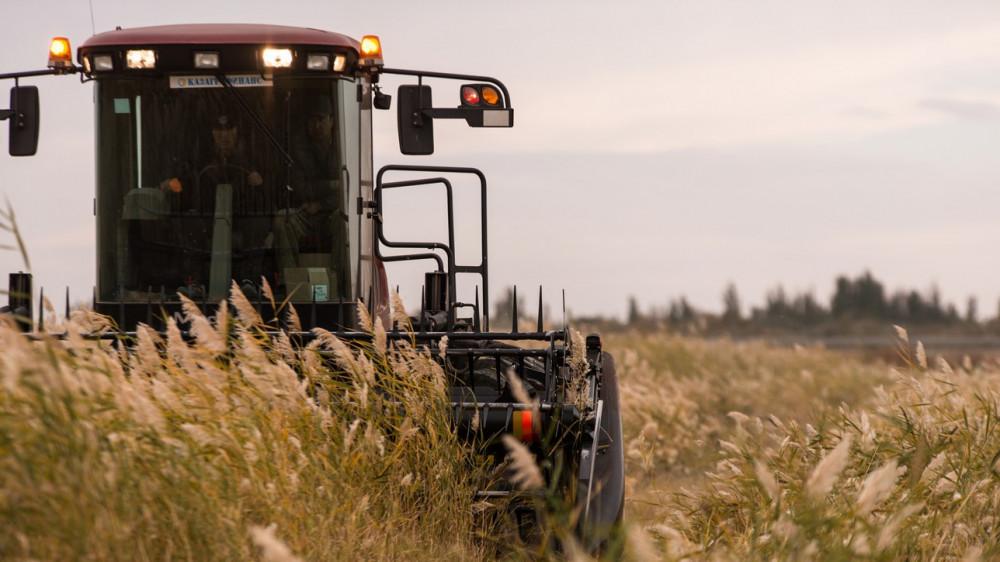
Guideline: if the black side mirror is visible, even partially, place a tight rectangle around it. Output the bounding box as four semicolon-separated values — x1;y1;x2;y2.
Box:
8;86;40;156
373;87;392;110
397;84;433;155
8;86;38;156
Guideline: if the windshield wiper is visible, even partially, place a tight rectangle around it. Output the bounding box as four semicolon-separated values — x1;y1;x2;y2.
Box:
215;73;294;167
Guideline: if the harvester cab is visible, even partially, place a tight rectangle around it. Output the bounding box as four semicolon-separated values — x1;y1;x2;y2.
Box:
1;25;623;551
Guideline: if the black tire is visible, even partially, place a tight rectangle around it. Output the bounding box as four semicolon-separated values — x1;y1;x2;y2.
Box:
579;351;625;553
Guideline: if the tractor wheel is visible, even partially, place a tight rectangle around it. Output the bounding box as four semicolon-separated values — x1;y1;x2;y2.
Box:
578;351;625;554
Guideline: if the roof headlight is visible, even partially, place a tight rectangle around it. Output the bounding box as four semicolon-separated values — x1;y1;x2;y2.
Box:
92;54;114;71
194;52;220;69
333;55;347;72
126;49;156;69
262;48;293;68
306;53;329;71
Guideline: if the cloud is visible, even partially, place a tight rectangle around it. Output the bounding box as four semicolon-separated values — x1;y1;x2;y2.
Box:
504;23;1000;154
920;98;1000;121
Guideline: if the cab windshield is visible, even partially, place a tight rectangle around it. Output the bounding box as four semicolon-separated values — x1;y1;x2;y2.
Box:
94;74;360;304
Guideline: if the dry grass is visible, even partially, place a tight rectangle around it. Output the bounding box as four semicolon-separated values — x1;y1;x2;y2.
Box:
0;298;507;561
608;329;1000;560
11;193;1000;562
9;293;1000;561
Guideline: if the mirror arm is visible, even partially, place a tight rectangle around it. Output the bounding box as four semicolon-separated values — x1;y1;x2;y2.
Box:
382;67;512;109
1;66;81;119
0;67;78;81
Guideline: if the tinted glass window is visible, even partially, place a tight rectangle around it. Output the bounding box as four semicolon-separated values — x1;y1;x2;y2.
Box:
94;74;358;304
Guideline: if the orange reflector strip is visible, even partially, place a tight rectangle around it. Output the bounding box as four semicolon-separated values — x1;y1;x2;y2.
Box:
513;411;535;442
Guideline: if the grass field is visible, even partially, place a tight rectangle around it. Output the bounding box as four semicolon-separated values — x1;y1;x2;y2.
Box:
3;299;1000;560
0;297;510;561
605;328;1000;560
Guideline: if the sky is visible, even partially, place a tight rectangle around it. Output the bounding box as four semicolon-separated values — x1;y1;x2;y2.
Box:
2;1;1000;321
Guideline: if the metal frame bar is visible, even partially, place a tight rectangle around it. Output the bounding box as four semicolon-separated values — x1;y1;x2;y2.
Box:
374;165;490;331
381;67;511;110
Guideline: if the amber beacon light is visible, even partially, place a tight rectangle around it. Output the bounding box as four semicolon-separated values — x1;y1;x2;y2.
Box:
359;35;383;67
48;37;73;69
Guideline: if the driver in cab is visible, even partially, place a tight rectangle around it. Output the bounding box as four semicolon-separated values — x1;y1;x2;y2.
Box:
160;114;264;213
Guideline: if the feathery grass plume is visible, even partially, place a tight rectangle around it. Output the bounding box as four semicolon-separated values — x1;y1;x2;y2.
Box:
567;329;589;378
373;317;387;358
260;275;276;308
470;407;480;431
935;355;953;377
126;374;168;432
133;323;166;377
933;470;958;496
855;410;876;446
398;418;421;441
506;367;534;406
229;280;262;327
439;335;449;360
151;376;185;414
470;500;493;514
213;298;229;336
181;422;219;449
179;293;225;355
857;460;905;515
356;300;373;332
285;302;301;333
962;545;984;562
754;458;779;501
893;325;909;344
165;316;196;371
876;502;925;552
851;532;872;556
505;368;540;424
68;307;113;335
563;330;592;411
272;330;297;365
39;295;56;330
719;440;742;456
728;411;750;426
502;435;544;490
805;434;852;502
390;290;411;329
249;523;303;562
312;327;364;377
768;413;787;432
344;418;362;451
627;527;659;562
915;341;927;370
0;196;31;270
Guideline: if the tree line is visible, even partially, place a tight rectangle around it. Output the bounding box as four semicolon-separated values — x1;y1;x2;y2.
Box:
621;271;991;335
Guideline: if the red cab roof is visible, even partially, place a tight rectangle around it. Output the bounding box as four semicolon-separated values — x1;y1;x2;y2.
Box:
81;23;360;52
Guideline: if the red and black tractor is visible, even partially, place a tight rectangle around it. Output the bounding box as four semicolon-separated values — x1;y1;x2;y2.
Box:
1;25;623;548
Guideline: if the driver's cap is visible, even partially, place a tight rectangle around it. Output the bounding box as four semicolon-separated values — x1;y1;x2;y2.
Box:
214;115;238;130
